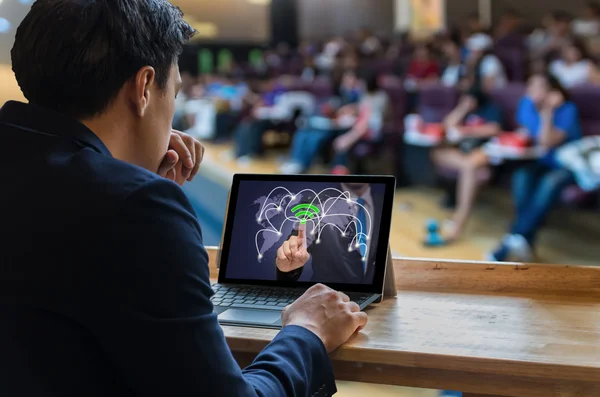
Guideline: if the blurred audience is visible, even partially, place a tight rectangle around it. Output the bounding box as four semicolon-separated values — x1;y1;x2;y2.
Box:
432;86;503;242
280;70;362;174
174;13;600;261
549;38;600;87
529;10;573;61
331;73;391;174
406;44;441;87
464;33;507;91
489;73;581;262
440;38;466;87
572;2;600;37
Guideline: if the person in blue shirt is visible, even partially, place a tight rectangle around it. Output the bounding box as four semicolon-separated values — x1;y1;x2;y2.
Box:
233;77;288;159
430;86;504;243
489;73;581;262
280;70;362;174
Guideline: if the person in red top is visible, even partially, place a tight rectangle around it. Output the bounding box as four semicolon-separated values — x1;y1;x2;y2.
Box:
407;44;440;81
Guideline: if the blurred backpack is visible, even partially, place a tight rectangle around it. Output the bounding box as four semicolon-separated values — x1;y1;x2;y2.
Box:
557;136;600;191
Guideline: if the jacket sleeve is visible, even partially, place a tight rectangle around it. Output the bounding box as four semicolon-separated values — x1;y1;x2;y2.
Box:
90;178;336;397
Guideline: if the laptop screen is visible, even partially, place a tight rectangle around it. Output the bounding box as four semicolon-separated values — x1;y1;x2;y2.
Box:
219;176;394;291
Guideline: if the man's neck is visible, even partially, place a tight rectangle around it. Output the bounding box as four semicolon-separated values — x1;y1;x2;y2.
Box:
80;115;142;167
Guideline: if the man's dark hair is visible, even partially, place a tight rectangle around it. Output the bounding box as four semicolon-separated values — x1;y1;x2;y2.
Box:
11;0;196;119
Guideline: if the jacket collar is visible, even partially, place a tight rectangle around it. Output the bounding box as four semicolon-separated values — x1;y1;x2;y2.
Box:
0;101;112;157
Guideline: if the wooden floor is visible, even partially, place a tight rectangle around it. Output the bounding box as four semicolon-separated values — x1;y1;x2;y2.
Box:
200;141;600;266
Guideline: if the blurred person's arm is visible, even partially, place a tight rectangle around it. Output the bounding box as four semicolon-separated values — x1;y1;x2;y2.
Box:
460;104;503;138
333;108;370;152
538;93;575;149
444;96;475;129
460;123;501;138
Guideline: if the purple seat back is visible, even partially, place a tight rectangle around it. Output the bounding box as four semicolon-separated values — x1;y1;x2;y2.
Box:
368;59;395;76
489;83;526;131
283;76;308;92
494;48;527;82
379;75;406;131
570;86;600;136
495;33;526;49
307;76;334;100
416;85;459;123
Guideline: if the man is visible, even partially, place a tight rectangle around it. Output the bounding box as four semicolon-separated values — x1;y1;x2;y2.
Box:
276;183;382;284
0;1;366;396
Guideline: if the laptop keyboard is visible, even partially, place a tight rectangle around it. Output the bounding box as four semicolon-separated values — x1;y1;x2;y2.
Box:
211;284;373;310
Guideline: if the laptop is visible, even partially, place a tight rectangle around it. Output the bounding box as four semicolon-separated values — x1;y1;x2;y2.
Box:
213;173;396;328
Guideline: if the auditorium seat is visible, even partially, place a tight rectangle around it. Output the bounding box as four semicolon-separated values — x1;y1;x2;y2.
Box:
570;86;600;136
494;47;527;82
379;75;407;131
416;84;459;123
489;83;526;130
307;76;334;100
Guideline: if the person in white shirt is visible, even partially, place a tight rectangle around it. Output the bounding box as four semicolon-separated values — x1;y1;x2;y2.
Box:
465;33;507;91
549;38;600;88
572;2;600;37
529;11;573;61
440;38;466;87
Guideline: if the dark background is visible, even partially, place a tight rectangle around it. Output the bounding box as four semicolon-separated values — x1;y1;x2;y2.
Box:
224;180;386;282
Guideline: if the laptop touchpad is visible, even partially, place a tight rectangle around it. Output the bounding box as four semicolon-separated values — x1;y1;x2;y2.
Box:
218;308;281;326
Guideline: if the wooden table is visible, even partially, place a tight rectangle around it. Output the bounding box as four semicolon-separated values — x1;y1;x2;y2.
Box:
206;247;600;397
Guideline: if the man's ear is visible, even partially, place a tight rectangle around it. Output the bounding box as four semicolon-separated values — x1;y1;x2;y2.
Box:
132;66;156;117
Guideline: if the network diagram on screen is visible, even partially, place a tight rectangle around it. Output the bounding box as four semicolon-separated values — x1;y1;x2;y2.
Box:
253;186;372;262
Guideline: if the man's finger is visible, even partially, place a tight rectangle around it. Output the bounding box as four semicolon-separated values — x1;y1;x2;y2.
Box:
166;167;176;182
157;150;178;177
188;141;204;181
338;292;350;303
300;249;310;262
347;301;360;313
353;311;368;330
289;236;298;258
282;241;292;259
169;133;194;170
183;134;196;170
276;247;288;262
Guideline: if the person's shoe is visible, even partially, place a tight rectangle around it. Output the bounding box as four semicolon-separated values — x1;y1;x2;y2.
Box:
237;155;253;168
280;162;303;174
506;234;534;263
486;235;512;262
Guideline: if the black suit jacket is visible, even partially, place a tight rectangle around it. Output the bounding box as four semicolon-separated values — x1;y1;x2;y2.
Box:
0;101;336;397
277;185;383;284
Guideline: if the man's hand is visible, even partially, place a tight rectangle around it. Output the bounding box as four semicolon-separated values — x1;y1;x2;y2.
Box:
276;235;310;273
158;130;205;186
282;284;368;352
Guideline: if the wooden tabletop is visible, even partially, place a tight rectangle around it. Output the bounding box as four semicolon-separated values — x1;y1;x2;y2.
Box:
206;247;600;397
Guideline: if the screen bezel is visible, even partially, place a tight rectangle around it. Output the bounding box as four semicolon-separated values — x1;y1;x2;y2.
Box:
217;173;396;294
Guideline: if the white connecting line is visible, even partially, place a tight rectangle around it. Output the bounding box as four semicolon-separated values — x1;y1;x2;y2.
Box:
255;187;372;262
